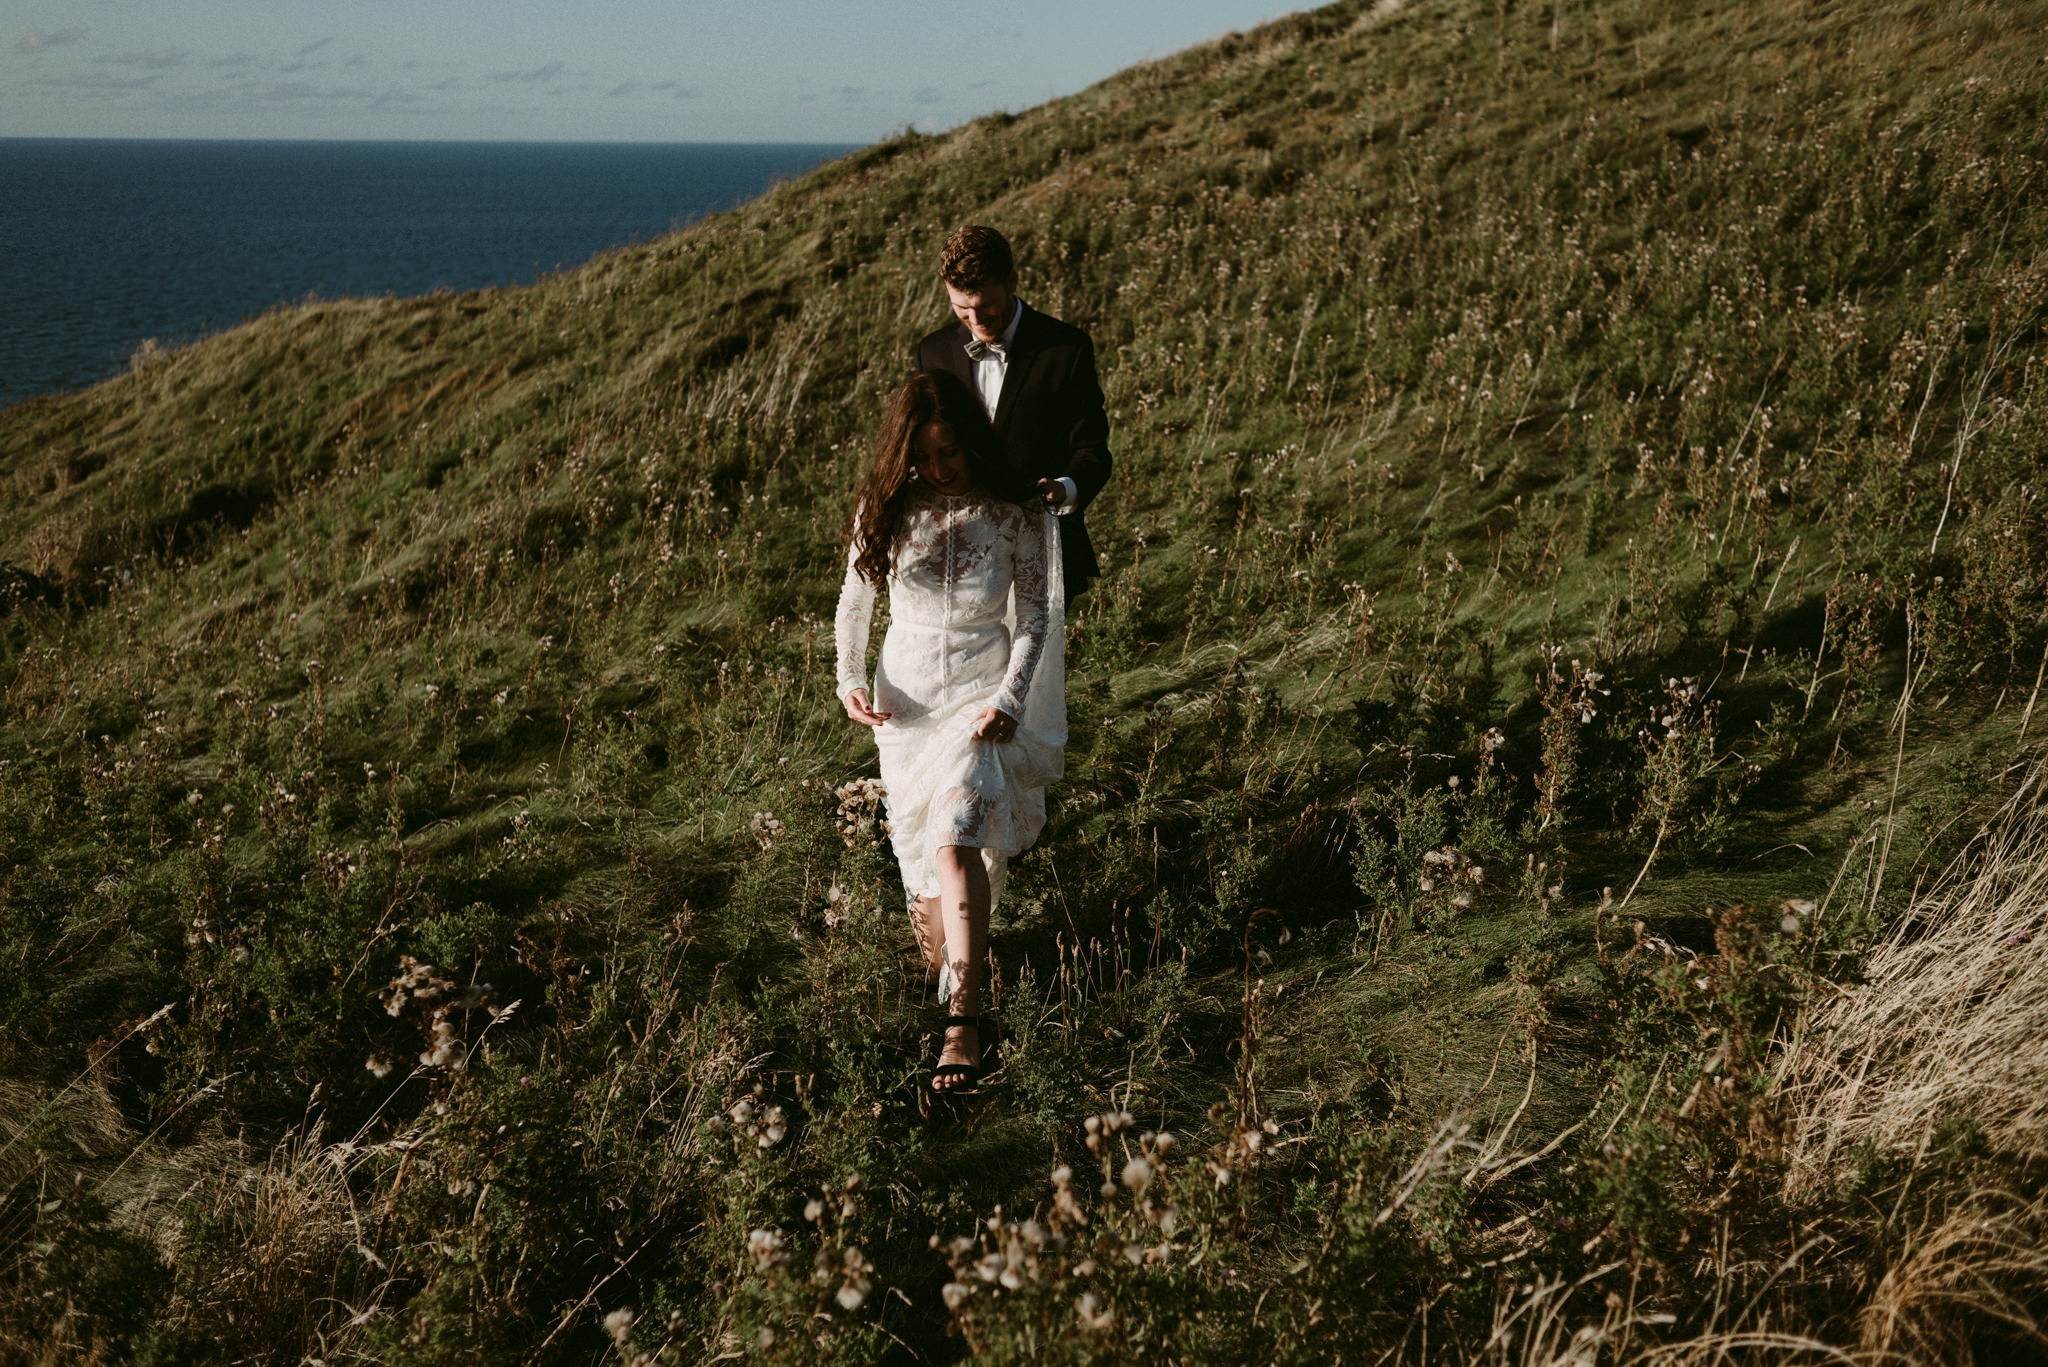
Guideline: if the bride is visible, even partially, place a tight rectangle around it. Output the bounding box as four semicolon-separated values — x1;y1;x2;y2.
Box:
834;369;1066;1093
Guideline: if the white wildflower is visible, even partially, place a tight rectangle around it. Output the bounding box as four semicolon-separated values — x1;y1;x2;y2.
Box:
747;1228;787;1272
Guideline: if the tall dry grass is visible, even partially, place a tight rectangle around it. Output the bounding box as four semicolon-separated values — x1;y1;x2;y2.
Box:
1769;759;2048;1364
1;1069;403;1363
168;1126;399;1360
1780;763;2048;1183
1852;1190;2048;1363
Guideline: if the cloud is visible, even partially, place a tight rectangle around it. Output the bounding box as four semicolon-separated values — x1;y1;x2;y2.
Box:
614;77;697;100
912;85;945;105
235;79;415;109
835;85;868;102
240;80;323;102
209;53;256;70
27;70;160;92
102;49;187;70
402;58;466;84
158;77;438;116
489;60;564;86
16;26;85;54
270;36;337;71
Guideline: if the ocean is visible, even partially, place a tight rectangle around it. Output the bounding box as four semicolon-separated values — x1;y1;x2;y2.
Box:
0;138;857;409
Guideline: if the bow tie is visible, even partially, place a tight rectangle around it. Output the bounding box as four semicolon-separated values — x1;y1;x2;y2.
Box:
965;338;1008;363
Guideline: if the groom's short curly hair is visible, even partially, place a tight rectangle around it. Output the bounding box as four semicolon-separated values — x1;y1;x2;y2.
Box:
940;225;1015;289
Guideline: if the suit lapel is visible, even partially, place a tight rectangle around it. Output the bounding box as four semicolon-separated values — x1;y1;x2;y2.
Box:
991;305;1042;437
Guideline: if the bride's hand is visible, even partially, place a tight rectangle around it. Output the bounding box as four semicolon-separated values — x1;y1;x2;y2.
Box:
972;706;1018;743
844;689;892;727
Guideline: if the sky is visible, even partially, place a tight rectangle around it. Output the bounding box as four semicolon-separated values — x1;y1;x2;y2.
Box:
3;1;1309;143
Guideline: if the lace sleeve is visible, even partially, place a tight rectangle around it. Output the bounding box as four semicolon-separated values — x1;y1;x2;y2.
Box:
834;541;877;701
991;509;1049;721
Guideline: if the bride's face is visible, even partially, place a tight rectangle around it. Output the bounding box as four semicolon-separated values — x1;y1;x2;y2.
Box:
912;421;973;496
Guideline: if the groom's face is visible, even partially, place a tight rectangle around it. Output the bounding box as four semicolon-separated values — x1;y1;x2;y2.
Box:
947;272;1019;343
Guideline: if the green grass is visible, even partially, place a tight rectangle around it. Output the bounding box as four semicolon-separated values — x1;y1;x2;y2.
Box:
4;0;2048;1361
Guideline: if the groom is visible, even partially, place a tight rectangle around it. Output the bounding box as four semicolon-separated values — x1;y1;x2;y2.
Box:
914;225;1112;597
906;226;1111;996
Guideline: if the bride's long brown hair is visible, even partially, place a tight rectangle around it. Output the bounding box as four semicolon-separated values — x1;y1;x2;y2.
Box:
846;369;1027;587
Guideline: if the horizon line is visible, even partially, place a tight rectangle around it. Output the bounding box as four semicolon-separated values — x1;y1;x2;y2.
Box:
0;133;873;147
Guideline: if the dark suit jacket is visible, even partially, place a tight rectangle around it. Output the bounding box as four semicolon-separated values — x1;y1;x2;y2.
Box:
914;305;1112;593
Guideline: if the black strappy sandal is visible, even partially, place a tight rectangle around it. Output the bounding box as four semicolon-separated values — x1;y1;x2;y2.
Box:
930;1015;984;1095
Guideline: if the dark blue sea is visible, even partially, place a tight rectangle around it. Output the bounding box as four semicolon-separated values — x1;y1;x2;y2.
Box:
0;139;857;408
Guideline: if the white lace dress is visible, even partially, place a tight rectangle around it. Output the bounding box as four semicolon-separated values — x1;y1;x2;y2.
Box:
835;486;1067;909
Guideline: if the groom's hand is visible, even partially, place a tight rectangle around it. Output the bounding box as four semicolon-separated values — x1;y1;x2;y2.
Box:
1035;477;1071;510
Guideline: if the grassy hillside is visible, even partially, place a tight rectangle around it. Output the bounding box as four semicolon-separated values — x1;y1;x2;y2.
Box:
4;0;2047;1361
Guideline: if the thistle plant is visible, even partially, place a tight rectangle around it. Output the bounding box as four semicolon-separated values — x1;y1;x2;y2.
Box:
1532;648;1608;831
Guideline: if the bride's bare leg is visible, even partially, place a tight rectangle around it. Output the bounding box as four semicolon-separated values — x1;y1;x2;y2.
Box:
933;845;989;1088
908;895;945;977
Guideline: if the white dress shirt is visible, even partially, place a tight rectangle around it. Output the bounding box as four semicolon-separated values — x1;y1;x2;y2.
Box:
972;299;1077;514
